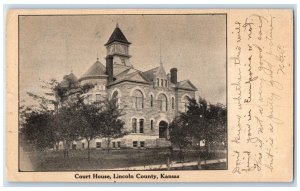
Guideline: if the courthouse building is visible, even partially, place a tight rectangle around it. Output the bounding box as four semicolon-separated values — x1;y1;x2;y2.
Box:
61;24;198;149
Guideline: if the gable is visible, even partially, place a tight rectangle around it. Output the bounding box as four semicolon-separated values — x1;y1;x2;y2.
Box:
155;65;167;79
128;72;149;83
178;80;198;91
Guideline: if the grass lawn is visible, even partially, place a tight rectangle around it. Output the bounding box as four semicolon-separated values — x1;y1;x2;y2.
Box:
21;148;226;171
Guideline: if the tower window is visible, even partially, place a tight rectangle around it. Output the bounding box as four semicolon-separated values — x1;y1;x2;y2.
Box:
165;79;168;87
161;79;164;87
157;78;160;87
121;58;126;65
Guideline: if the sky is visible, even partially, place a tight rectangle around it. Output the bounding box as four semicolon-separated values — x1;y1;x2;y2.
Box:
19;14;226;105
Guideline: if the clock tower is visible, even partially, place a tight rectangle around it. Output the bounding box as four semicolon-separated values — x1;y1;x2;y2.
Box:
105;24;131;66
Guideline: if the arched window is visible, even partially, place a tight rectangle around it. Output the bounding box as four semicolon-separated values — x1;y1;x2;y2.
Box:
139;119;144;133
150;120;154;130
161;79;164;87
112;91;119;107
158;93;168;111
150;95;153;107
172;97;175;109
132;89;144;109
132;118;137;133
165;79;168;87
157;78;160;87
182;96;190;112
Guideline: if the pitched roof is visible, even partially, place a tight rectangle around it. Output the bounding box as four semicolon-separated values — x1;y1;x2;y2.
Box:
80;59;107;81
105;24;131;46
177;80;198;91
109;67;150;86
143;67;159;81
113;64;132;76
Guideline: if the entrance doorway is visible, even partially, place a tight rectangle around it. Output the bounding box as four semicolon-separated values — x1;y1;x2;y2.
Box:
159;121;168;139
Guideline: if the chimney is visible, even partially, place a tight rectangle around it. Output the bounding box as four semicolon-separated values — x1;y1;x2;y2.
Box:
106;55;114;83
170;68;177;84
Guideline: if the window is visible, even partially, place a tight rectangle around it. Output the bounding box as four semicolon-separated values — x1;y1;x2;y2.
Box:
112;91;119;107
133;141;138;147
161;79;164;87
150;120;154;130
140;141;145;148
182;96;190;112
117;141;121;148
150;95;153;107
96;94;101;101
132;118;137;133
82;143;85;149
172;97;175;109
158;93;168;111
112;142;116;148
132;89;144;109
96;142;101;148
157;78;160;86
139;119;144;133
165;79;168;87
121;58;126;65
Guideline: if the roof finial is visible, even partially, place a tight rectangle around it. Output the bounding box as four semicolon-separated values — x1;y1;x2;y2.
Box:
116;22;119;28
97;50;99;61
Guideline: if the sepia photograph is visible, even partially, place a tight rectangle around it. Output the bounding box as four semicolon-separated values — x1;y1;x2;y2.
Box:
18;14;227;172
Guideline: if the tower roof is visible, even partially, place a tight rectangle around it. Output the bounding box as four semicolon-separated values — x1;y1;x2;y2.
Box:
60;72;78;88
79;58;107;81
105;24;131;46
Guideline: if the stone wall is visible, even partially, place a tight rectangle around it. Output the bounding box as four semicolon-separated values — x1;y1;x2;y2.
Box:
71;77;196;149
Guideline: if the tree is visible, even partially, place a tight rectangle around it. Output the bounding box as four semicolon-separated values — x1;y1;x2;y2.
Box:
22;77;94;154
186;97;227;153
51;104;83;157
20;110;56;151
77;103;104;160
26;76;94;112
169;114;192;162
100;98;127;153
169;96;227;166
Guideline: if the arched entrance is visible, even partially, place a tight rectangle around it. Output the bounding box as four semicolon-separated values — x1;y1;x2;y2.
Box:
159;121;168;139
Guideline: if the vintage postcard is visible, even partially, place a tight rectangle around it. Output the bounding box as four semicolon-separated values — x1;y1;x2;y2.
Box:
6;9;294;182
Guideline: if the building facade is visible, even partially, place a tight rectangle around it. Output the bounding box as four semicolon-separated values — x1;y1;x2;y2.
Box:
61;24;198;149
